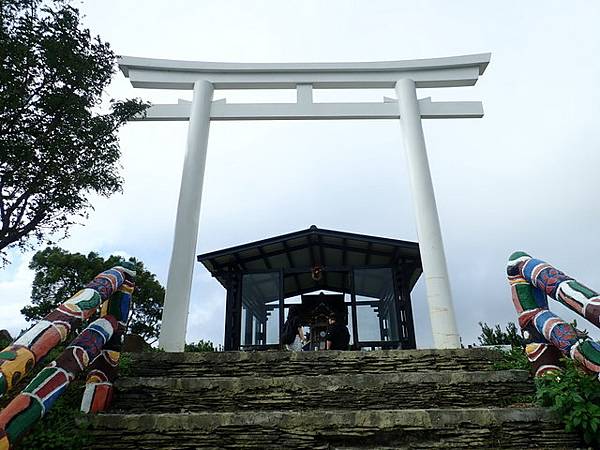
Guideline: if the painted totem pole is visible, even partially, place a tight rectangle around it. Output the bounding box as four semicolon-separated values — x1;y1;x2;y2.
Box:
507;251;600;378
0;263;135;449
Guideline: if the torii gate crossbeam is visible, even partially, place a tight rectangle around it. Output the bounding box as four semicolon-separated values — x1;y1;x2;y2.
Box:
118;53;490;352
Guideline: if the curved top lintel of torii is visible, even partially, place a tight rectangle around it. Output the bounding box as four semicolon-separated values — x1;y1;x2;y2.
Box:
118;52;491;90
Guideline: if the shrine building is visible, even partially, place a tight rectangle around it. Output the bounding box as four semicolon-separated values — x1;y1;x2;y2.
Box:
197;226;422;351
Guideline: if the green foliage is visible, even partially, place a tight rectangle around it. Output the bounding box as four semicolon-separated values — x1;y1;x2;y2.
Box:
118;352;133;377
482;322;600;444
0;0;148;264
483;323;600;444
185;340;215;352
478;321;523;347
535;359;600;446
144;346;165;353
492;345;530;371
21;246;164;341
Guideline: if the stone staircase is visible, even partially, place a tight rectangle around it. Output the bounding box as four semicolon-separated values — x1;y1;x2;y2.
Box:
85;348;582;449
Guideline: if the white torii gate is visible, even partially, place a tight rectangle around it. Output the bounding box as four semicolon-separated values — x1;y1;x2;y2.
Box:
118;53;490;352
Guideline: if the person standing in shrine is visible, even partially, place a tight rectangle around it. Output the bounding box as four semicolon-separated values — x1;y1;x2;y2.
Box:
325;313;350;350
282;305;307;351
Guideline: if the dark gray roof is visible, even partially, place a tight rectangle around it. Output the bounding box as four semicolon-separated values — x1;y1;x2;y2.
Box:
197;226;422;298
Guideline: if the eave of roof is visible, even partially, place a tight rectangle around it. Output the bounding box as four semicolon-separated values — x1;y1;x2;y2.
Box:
197;225;418;263
197;226;422;295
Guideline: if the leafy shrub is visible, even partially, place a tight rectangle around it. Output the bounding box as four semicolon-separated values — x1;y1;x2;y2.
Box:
118;352;133;376
535;358;600;446
492;345;530;371
478;321;523;347
185;340;215;352
488;325;600;445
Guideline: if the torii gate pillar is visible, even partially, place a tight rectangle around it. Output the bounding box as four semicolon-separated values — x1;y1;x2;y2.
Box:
395;79;459;348
159;81;213;352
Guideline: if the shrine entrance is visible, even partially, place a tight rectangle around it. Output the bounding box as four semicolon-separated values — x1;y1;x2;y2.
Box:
298;293;347;351
197;226;421;350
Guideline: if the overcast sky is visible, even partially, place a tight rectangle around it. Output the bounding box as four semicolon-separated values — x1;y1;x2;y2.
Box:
2;0;600;347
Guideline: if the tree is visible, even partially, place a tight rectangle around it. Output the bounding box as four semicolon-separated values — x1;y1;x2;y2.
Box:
0;0;147;264
477;322;523;347
21;247;164;343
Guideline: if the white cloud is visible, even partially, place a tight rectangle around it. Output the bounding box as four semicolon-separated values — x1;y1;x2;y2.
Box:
0;253;35;338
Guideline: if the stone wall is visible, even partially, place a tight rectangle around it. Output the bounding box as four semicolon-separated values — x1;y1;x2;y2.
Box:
87;409;579;449
85;349;582;449
113;370;533;413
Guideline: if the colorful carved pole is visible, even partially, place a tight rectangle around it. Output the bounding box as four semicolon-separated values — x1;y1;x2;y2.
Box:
81;272;134;413
0;265;134;399
0;263;135;450
507;251;600;378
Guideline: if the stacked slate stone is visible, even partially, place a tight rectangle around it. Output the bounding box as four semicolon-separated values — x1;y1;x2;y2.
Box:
85;348;581;449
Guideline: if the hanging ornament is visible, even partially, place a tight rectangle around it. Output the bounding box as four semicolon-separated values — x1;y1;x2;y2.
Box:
311;265;323;281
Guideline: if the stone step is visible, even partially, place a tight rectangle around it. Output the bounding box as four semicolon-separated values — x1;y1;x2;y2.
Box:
112;370;534;413
125;348;502;378
85;408;581;449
